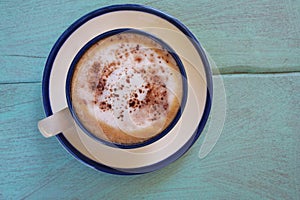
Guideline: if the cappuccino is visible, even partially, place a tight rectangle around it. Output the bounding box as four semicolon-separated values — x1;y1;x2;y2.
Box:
70;30;184;146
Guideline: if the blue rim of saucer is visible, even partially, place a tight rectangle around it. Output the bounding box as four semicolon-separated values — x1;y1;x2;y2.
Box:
42;4;213;175
66;28;188;149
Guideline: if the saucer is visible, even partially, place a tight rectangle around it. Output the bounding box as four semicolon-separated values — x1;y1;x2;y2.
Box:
42;4;212;175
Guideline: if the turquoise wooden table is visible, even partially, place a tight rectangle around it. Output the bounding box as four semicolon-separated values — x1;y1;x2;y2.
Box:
1;0;299;199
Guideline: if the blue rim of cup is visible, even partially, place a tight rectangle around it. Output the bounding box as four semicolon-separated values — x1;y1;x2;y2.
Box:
42;4;213;175
66;28;188;149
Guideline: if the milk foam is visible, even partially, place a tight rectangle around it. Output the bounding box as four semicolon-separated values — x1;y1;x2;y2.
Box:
72;32;182;140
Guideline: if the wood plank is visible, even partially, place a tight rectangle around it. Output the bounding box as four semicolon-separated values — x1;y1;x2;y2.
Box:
0;83;74;199
1;0;300;83
1;74;299;199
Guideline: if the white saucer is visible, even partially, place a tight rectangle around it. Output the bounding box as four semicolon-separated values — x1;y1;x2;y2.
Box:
42;4;212;174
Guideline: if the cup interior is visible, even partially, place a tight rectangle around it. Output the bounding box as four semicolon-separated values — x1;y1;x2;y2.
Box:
66;28;188;149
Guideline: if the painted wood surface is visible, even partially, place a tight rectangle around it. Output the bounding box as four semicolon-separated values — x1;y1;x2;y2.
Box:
1;0;300;83
1;75;299;199
1;0;299;199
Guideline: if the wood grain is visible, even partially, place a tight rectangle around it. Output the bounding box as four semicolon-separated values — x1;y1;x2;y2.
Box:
1;0;299;199
1;74;299;199
1;0;299;83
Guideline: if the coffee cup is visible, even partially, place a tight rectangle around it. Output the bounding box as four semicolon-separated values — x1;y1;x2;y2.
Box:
38;28;187;149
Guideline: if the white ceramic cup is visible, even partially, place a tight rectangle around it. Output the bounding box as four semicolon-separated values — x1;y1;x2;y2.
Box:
38;28;188;149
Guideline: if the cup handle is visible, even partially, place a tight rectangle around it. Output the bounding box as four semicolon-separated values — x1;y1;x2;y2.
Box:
38;107;74;138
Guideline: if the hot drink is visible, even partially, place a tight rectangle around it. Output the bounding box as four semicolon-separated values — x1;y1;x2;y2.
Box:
70;30;184;146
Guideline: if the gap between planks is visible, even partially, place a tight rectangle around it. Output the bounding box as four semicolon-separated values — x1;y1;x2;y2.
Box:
0;72;299;85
